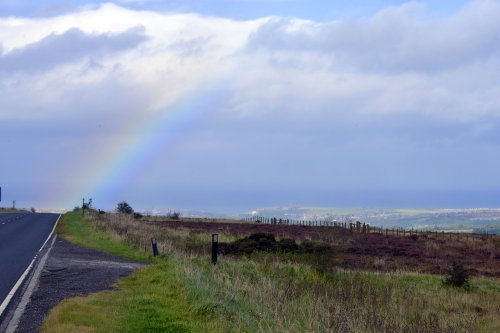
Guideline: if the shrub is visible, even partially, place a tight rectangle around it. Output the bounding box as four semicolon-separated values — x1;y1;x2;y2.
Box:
373;258;386;269
116;201;134;214
443;262;470;288
220;233;333;256
167;211;181;219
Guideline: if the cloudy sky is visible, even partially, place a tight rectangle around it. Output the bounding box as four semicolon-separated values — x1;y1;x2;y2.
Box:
1;0;500;213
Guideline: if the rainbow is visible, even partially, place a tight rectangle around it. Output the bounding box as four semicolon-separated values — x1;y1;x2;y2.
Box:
54;81;227;210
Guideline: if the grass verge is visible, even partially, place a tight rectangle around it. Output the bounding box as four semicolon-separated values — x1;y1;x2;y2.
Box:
44;213;220;332
56;212;150;263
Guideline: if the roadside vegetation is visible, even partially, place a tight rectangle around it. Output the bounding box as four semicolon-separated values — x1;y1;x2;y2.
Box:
44;211;500;332
0;207;30;213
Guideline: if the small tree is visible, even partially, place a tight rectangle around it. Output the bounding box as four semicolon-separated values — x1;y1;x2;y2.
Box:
443;262;470;288
167;210;181;219
116;201;134;214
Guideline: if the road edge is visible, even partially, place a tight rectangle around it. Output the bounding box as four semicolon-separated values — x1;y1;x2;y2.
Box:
5;236;57;333
0;214;61;332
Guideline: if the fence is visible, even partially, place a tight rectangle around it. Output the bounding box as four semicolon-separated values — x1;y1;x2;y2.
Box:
242;216;495;241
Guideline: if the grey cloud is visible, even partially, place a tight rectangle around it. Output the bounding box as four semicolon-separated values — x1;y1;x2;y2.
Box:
0;26;148;73
247;1;500;73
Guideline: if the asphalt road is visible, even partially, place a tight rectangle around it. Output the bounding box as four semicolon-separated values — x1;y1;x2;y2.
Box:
0;213;59;309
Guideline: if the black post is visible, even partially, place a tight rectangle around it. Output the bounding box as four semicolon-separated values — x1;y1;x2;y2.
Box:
212;234;218;265
82;198;85;216
151;237;159;257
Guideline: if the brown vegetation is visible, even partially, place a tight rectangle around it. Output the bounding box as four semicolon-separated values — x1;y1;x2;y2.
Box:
150;220;500;277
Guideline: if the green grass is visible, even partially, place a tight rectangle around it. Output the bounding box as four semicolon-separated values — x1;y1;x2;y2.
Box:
56;212;150;263
43;263;206;333
44;212;223;332
179;257;499;332
44;212;500;333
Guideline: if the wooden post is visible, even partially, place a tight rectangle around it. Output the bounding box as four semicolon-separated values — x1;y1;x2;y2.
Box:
212;234;218;265
151;238;159;257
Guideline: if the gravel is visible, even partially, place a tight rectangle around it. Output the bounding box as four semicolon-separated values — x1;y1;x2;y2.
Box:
13;237;146;333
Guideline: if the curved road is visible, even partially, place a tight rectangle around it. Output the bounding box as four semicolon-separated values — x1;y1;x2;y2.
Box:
0;213;59;315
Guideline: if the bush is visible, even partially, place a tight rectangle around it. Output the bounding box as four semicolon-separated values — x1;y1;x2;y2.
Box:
220;233;332;256
167;211;181;219
443;262;470;288
116;201;134;214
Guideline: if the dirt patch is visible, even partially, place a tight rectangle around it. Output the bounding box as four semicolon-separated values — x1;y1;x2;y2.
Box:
13;238;146;333
150;220;500;277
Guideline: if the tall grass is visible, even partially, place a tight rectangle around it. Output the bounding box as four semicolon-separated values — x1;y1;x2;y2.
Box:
47;212;500;332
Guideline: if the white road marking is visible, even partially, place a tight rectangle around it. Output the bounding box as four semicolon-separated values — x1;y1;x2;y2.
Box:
5;236;58;333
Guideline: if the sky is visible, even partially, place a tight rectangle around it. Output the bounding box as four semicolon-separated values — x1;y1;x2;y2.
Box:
1;0;500;213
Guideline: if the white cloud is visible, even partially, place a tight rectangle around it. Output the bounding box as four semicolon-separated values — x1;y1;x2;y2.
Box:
0;26;147;73
1;1;500;209
2;1;499;122
248;1;500;74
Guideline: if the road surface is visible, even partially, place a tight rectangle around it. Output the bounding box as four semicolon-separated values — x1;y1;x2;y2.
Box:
0;213;59;312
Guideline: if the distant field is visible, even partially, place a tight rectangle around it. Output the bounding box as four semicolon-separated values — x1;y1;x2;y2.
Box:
143;216;244;224
149;219;499;277
0;208;29;213
250;207;500;235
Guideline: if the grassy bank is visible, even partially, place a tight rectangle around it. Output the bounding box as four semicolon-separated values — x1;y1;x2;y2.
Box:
45;213;224;332
44;212;500;332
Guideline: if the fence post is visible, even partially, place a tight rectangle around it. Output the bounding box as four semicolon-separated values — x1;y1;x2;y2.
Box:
151;237;159;257
212;234;218;265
